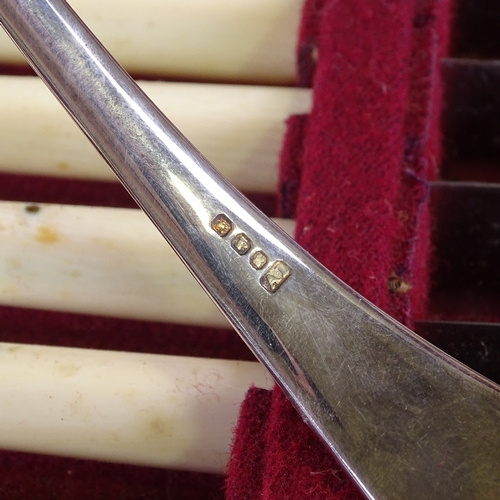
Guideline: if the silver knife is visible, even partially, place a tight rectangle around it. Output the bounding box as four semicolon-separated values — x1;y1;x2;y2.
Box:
1;1;499;498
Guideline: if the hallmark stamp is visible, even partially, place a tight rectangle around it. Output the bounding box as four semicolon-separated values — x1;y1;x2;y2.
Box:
231;233;252;255
211;214;233;237
250;250;268;270
260;261;292;293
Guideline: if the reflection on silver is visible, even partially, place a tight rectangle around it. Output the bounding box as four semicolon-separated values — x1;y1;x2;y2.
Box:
1;1;499;498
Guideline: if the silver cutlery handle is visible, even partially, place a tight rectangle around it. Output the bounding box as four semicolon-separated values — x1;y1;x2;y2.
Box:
1;1;499;498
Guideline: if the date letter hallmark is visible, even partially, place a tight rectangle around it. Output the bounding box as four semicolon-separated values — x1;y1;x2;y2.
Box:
260;261;292;294
250;250;268;270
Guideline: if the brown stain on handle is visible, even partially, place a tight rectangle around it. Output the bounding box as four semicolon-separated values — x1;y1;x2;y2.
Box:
57;161;71;171
36;225;60;244
137;409;174;441
57;364;80;378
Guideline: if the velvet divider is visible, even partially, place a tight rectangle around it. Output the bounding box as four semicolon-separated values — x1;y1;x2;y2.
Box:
226;1;453;498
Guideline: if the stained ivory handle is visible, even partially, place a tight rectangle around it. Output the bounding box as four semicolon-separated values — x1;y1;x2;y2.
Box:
0;342;272;472
1;2;500;499
0;201;294;326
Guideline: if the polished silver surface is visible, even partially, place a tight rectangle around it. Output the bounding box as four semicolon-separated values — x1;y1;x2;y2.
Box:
1;1;500;499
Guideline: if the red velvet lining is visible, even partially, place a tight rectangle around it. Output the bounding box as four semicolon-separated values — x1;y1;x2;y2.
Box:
227;1;453;498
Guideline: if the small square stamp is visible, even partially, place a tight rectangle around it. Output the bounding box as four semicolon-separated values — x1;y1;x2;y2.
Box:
231;233;252;255
250;250;268;270
211;214;233;237
260;261;292;293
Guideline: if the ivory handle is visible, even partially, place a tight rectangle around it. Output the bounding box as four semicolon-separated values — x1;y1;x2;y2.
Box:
0;201;295;326
0;342;272;472
0;76;311;193
0;0;302;83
